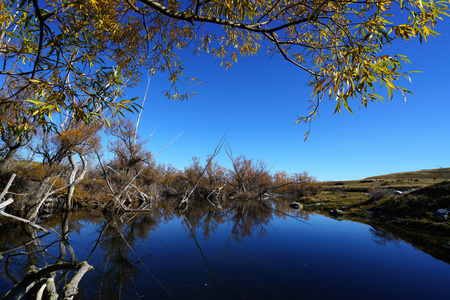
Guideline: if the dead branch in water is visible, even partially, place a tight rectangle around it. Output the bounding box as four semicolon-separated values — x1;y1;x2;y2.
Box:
179;130;228;210
0;174;49;233
2;261;93;300
0;208;49;233
206;185;225;208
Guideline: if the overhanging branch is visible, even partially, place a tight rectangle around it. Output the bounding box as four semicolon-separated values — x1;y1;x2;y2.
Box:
138;0;311;33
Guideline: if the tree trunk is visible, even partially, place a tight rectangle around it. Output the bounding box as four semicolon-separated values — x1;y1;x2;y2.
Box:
0;141;22;171
65;154;79;211
25;177;52;221
65;153;88;211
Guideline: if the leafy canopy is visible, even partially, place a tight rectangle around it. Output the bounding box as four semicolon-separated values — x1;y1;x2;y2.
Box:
1;0;448;137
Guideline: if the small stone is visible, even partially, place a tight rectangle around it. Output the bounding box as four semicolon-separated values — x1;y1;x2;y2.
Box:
439;241;450;249
330;209;344;217
434;209;449;221
289;202;303;210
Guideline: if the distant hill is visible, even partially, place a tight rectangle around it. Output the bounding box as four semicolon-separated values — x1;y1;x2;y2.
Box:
322;167;450;192
365;168;450;181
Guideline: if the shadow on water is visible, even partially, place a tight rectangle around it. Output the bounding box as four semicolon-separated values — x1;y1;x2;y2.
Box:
368;224;450;265
1;198;449;299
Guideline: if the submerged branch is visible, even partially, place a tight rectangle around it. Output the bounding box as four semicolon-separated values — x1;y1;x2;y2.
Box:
2;261;93;300
181;214;220;292
0;199;49;233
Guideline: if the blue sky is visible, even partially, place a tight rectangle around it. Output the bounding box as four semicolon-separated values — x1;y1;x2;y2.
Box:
125;19;450;181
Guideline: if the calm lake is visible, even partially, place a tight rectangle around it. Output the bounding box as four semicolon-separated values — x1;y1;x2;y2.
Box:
1;198;449;299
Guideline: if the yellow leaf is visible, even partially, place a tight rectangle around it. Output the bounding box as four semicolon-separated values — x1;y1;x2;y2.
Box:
385;80;396;90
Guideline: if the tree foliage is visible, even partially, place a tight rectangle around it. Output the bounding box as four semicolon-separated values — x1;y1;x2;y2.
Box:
1;0;448;138
226;152;272;196
273;170;323;197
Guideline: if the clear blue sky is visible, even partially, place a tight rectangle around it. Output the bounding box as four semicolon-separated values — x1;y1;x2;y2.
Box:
125;20;450;182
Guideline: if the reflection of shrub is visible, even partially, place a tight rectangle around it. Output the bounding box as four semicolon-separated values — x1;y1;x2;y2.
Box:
235;192;253;200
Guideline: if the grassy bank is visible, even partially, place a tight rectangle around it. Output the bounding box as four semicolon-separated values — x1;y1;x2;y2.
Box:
298;168;450;233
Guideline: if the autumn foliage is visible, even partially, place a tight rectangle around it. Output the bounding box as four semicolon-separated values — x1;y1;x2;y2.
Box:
273;171;323;198
0;102;323;219
1;146;322;215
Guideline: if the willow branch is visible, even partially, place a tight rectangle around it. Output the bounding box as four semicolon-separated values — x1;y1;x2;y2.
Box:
139;0;311;33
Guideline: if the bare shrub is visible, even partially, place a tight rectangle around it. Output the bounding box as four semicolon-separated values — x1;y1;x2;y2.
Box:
368;188;397;200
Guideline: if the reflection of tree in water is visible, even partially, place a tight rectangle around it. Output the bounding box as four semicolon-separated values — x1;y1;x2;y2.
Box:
0;211;93;299
96;221;140;298
272;199;310;221
91;211;166;298
368;225;450;264
370;228;402;247
0;208;172;299
222;198;311;245
179;198;274;242
181;199;227;241
224;199;273;242
1;198;312;298
0;223;46;288
180;198;310;243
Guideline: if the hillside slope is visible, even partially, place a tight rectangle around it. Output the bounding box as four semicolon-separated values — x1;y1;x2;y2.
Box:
302;168;450;232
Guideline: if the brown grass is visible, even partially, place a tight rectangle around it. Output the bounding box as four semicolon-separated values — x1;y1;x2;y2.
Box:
302;168;450;232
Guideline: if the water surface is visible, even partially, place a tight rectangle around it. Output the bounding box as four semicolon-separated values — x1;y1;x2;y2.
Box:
1;198;449;299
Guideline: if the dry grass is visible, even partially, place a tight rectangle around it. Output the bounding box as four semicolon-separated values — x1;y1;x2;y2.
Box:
301;168;450;232
323;168;450;193
365;167;450;181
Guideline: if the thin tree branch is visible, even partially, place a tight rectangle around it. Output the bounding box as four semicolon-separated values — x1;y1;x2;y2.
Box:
179;130;228;209
0;202;49;233
0;173;16;200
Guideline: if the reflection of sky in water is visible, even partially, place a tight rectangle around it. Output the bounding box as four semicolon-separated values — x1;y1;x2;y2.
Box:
85;214;450;299
1;208;450;299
